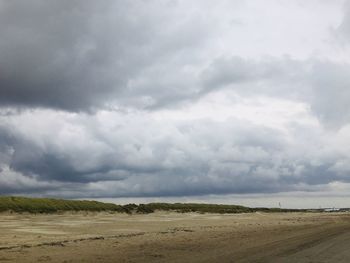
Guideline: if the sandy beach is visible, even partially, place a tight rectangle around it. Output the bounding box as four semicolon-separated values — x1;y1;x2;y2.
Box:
0;211;350;262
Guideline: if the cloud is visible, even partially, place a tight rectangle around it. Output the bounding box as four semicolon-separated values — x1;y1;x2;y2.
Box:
0;0;220;111
201;56;350;126
0;0;348;128
0;0;349;200
0;108;348;198
1;0;344;115
336;0;350;41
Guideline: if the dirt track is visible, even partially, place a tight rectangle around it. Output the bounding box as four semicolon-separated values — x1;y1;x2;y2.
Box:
0;211;350;262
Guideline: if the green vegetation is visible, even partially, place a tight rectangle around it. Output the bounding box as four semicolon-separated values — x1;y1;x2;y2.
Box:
0;196;305;214
142;203;253;214
137;203;304;214
0;196;125;213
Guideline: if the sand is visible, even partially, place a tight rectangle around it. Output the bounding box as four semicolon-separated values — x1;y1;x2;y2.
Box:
0;211;350;262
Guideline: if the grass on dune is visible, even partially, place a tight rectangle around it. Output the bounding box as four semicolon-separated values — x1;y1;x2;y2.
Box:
0;196;304;214
136;203;303;214
140;203;254;214
0;196;124;213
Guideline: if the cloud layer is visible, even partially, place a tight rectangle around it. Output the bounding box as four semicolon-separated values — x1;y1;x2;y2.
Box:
1;0;350;199
1;106;350;198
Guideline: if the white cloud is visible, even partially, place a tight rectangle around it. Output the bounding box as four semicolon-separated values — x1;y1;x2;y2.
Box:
0;0;350;203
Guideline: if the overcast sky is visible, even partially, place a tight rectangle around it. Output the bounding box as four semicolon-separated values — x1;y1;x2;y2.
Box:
1;0;350;208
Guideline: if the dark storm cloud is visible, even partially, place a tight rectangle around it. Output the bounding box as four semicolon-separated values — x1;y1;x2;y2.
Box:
2;132;126;183
0;0;212;111
0;0;111;110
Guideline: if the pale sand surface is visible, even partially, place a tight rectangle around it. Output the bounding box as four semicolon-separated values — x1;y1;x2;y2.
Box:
0;211;350;262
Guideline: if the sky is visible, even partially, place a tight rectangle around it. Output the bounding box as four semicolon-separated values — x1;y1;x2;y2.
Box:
1;0;350;208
